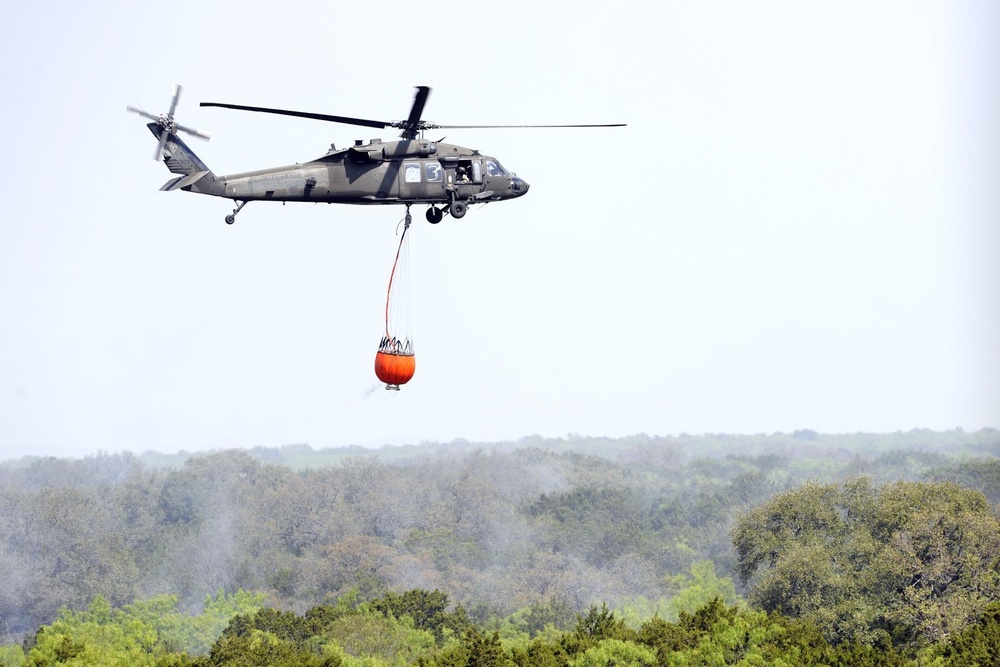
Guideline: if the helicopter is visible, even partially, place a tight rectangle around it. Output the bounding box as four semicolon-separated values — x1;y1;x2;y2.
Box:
128;85;625;224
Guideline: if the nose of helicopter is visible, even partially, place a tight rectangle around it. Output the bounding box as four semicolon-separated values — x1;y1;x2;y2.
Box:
512;176;529;197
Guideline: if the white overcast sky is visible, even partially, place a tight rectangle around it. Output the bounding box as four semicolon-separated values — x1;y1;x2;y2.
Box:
1;1;997;459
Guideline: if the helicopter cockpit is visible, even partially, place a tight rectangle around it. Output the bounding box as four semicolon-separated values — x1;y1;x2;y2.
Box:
455;158;509;182
482;158;527;195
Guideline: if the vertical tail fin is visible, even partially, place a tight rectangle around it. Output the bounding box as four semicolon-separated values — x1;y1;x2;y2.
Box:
148;123;223;195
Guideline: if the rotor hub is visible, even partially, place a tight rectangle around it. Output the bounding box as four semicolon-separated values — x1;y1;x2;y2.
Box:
128;85;211;160
159;114;178;134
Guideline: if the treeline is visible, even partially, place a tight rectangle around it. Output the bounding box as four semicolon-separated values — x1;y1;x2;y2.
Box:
7;587;1000;665
0;430;997;656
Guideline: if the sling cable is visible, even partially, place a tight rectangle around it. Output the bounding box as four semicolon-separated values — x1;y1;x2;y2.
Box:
375;206;416;390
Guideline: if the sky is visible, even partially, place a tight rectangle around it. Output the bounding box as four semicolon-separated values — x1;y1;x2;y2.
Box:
1;1;997;459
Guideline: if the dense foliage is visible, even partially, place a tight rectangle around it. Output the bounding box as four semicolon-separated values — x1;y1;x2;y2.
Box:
9;590;1000;666
733;479;1000;647
0;429;997;664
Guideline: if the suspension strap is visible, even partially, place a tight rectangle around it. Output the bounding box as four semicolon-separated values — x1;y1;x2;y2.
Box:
384;211;411;339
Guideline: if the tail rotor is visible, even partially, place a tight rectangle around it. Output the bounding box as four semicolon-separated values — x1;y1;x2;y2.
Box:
128;84;211;160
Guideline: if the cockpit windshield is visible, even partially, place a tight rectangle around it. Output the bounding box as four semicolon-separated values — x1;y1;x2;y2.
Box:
484;159;507;177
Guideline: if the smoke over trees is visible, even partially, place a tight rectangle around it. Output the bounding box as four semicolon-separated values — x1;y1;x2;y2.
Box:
0;428;997;662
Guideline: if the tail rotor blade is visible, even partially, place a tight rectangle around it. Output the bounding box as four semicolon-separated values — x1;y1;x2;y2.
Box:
127;106;159;122
129;84;211;159
153;129;169;161
175;123;211;140
167;84;181;118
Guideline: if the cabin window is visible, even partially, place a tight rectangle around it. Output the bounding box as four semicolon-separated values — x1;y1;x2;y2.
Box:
403;162;422;183
425;163;443;183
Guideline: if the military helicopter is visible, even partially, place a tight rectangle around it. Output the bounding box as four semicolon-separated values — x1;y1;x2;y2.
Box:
128;85;624;224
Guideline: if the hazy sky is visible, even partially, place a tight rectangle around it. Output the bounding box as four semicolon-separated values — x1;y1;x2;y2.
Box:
1;1;997;459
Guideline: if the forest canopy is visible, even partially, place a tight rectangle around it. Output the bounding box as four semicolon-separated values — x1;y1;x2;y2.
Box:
0;429;997;665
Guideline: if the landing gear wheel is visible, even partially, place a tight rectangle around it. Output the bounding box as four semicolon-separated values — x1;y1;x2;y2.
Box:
225;200;248;225
450;201;467;219
426;206;443;224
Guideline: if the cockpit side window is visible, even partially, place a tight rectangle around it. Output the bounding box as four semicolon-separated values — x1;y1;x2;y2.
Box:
485;160;506;177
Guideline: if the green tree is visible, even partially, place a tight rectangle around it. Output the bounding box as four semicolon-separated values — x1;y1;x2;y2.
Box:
0;644;25;667
23;596;158;667
433;626;512;667
663;560;742;620
325;612;435;665
732;478;1000;646
507;597;577;636
369;590;469;642
569;638;656;667
220;609;313;648
925;458;1000;503
509;637;568;667
529;487;652;567
199;628;336;667
561;603;637;656
21;590;265;665
929;601;1000;666
633;598;907;667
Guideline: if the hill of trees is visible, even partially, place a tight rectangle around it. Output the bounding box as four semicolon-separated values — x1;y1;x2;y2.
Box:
0;429;997;664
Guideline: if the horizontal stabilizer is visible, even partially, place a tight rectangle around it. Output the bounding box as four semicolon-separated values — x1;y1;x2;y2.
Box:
160;170;210;191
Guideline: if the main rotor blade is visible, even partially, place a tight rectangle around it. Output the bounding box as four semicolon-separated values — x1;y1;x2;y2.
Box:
432;123;628;129
405;86;430;130
200;102;388;130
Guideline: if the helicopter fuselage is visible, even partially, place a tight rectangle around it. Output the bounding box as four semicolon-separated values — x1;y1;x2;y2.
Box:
206;138;528;206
